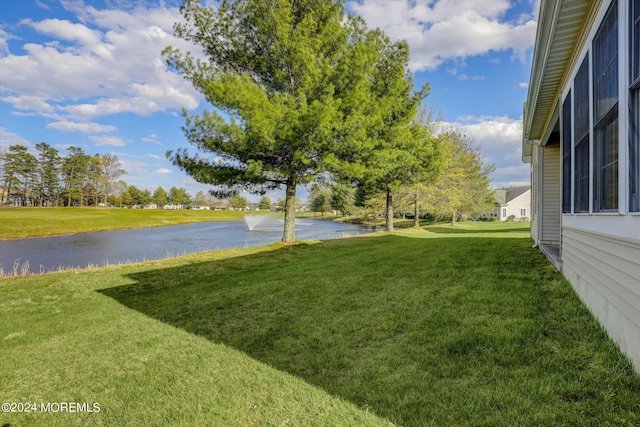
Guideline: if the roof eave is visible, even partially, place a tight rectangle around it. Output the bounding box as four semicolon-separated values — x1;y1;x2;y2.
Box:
522;0;595;147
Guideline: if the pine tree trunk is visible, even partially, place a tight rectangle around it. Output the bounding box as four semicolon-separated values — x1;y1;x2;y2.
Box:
386;189;394;232
282;175;297;243
1;176;9;205
451;211;456;226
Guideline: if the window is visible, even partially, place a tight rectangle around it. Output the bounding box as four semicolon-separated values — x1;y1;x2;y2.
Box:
593;1;619;212
502;208;507;218
631;0;640;211
520;208;527;217
562;91;572;213
574;56;590;213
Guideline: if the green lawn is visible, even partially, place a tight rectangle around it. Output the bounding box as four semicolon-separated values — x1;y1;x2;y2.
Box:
2;223;639;426
0;207;249;240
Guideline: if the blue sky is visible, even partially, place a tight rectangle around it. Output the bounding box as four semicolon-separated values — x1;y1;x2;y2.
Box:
0;0;538;202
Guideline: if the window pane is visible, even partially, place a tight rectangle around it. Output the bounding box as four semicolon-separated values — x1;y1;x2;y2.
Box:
594;110;619;211
592;1;618;212
633;0;640;82
562;92;572;213
574;135;590;212
593;1;618;124
573;56;590;213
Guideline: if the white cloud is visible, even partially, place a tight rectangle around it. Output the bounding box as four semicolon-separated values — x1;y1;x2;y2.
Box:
444;115;529;188
458;74;486;81
89;135;126;146
0;127;32;148
349;0;537;71
142;134;162;145
0;26;17;54
22;18;104;54
3;95;54;113
155;168;172;174
1;4;201;120
46;121;117;133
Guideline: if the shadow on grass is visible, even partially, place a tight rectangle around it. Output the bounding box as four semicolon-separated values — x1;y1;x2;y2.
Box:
99;235;640;426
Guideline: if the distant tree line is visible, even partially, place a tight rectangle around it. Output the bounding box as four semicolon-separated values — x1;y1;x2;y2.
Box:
0;143;285;210
1;143;126;207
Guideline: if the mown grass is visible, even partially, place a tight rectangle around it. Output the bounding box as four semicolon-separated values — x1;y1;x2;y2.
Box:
2;224;639;426
0;207;248;240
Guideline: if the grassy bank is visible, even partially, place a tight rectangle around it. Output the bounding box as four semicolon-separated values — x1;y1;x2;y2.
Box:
2;224;639;426
0;207;249;240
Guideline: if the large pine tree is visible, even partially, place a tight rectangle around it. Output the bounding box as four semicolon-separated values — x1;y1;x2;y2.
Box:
164;0;381;242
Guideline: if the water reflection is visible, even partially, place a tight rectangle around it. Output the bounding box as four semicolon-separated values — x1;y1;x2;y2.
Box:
0;219;369;274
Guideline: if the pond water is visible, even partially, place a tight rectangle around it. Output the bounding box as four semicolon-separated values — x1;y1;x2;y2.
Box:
0;217;370;274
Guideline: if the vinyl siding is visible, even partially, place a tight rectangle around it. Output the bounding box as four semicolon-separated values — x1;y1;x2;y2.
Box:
562;226;640;371
541;144;561;242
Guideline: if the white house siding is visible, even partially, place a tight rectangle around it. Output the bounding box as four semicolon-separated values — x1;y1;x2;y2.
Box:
540;144;561;243
524;0;640;372
501;191;531;220
562;225;640;370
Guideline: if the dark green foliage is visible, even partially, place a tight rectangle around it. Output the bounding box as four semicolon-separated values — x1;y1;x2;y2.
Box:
258;195;272;210
168;186;192;205
164;0;381;242
35;142;60;206
309;184;332;214
1;144;126;207
330;181;356;215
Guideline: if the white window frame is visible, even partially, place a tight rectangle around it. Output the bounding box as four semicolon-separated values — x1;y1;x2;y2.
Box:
630;0;640;211
592;0;619;212
561;0;635;216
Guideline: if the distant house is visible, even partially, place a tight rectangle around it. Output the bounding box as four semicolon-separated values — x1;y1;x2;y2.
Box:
143;203;158;210
493;186;531;221
209;201;229;210
294;203;309;213
163;204;185;210
523;0;640;371
6;193;32;207
190;205;210;210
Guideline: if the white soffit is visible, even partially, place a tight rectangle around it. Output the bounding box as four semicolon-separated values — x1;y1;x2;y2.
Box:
524;0;594;141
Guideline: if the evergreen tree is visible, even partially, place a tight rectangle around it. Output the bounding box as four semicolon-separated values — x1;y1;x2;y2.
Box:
338;36;445;231
6;145;37;206
309;185;332;215
330;182;356;215
153;187;168;208
258;195;272;211
164;0;382;242
2;145;25;205
35;142;60;206
62;146;90;206
127;185;151;207
168;186;192;206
